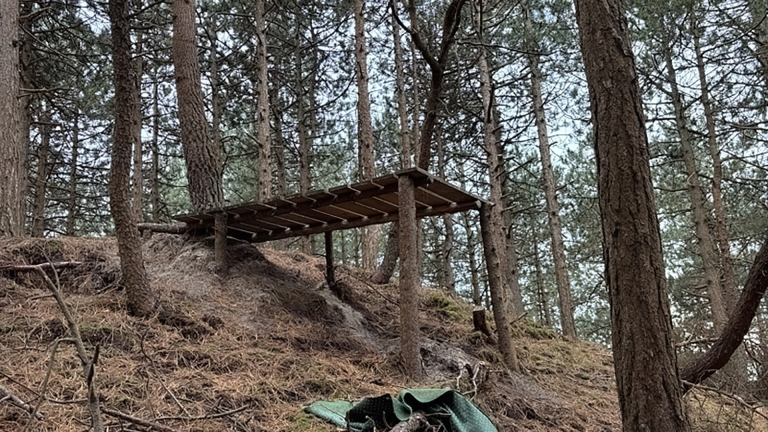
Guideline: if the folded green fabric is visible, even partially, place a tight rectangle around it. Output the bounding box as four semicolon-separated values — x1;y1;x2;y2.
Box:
305;389;497;432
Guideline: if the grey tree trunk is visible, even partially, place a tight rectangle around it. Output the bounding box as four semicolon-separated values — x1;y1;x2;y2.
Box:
255;0;271;202
574;0;688;429
529;46;576;337
355;0;380;271
31;114;50;237
150;73;160;223
662;41;728;330
399;175;423;381
67;115;80;235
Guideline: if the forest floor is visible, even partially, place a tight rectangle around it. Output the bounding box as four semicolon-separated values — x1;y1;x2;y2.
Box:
0;234;765;431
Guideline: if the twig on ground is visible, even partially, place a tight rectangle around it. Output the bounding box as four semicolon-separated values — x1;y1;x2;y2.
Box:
101;407;184;432
0;383;43;420
22;338;73;431
139;329;191;417
0;261;83;273
683;380;768;423
34;261;103;432
155;404;248;421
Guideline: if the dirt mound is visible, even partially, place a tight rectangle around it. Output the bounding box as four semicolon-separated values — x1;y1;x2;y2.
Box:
0;234;763;431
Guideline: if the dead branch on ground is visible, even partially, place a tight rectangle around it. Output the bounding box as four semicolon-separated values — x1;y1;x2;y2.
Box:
0;383;43;420
101;407;184;432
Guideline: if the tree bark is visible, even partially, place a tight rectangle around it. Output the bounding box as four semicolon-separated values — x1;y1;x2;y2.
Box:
271;86;287;198
132;30;144;222
295;20;312;255
150;72;160;223
255;0;271;202
172;0;224;212
436;129;455;294
109;0;156;318
480;203;519;372
462;212;482;306
393;13;412;168
574;0;688;430
398;175;423;381
529;46;576;337
0;0;25;236
371;224;398;284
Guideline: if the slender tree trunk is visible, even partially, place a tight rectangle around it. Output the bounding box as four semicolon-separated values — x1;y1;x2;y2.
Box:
271;86;287;197
133;31;144;222
574;0;688;429
692;22;737;311
172;0;224;211
150;73;160;223
662;42;728;331
109;0;156;320
480;204;519;372
31;114;50;237
436;128;455;294
393;13;412;168
476;30;523;318
295;22;312;254
256;0;271;202
534;238;552;327
462;212;482;306
528;42;576;337
0;0;25;236
19;0;34;232
355;0;380;271
67;115;80;235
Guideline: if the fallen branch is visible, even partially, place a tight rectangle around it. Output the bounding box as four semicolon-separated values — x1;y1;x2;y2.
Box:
101;407;184;432
155;404;248;421
0;384;43;420
0;262;82;273
34;264;103;432
390;412;428;432
137;223;189;235
684;380;768;423
23;338;74;431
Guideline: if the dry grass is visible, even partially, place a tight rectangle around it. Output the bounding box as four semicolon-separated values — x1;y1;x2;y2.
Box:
0;235;763;431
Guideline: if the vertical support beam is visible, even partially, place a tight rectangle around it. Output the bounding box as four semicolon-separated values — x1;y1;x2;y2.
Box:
214;211;228;277
398;174;423;381
479;203;519;372
325;230;335;287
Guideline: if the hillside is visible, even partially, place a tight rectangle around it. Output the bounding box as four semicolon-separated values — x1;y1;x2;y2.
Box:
0;235;762;431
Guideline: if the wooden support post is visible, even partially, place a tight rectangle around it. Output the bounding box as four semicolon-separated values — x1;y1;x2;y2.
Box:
214;211;228;277
479;203;519;372
325;231;335;287
398;174;424;381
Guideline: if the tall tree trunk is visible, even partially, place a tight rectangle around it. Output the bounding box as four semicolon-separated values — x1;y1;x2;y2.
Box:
295;21;312;255
574;0;688;430
355;0;380;271
133;31;144;222
692;21;738;312
462;212;482;306
0;0;25;236
662;41;728;330
436;128;455;294
109;0;156;320
393;13;412;168
208;27;222;173
480;204;519;372
271;86;287;197
31;114;50;237
67;115;80;235
172;0;224;211
374;0;466;281
399;174;424;381
256;0;271;202
476;23;523;318
533;237;552;327
150;72;160;223
528;33;576;337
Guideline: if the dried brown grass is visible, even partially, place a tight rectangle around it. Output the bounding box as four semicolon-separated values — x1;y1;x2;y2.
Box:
0;235;762;431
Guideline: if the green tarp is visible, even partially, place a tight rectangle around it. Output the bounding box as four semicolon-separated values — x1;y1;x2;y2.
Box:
304;389;497;432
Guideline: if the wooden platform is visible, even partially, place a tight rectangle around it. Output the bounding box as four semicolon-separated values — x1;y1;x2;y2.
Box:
173;168;487;243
